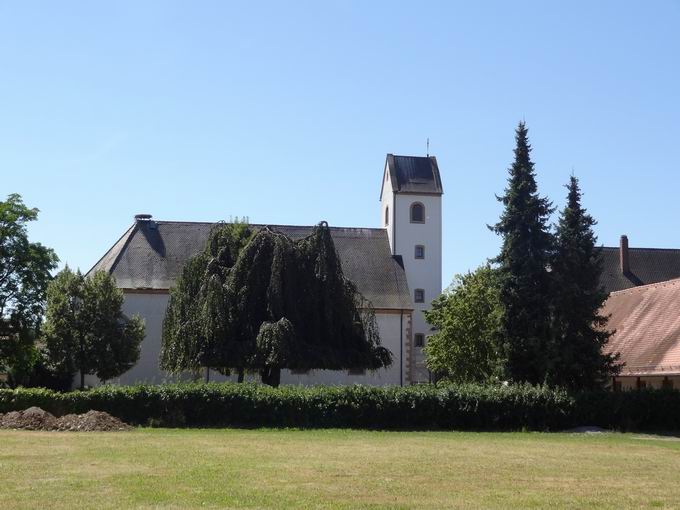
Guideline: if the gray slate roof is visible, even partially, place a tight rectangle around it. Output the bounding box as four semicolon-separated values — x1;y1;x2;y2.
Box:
89;220;413;310
382;154;443;197
600;246;680;293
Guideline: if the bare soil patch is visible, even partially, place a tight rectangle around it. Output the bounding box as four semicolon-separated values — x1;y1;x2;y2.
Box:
0;407;130;431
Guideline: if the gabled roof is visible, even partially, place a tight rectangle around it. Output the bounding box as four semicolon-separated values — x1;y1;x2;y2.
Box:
89;220;413;310
603;278;680;376
600;246;680;293
380;154;443;199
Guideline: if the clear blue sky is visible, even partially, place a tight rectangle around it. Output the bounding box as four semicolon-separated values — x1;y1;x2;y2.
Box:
2;1;679;287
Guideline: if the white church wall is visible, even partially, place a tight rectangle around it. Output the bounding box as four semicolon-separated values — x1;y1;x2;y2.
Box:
279;311;409;386
100;292;410;387
118;292;172;385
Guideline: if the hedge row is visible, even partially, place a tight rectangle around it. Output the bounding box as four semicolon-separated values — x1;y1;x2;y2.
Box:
1;383;678;431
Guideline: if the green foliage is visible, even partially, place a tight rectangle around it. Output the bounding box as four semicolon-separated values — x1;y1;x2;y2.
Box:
490;122;555;384
161;221;254;374
1;382;678;432
424;265;503;383
549;176;621;389
161;221;390;386
0;193;58;386
486;124;620;390
42;268;145;388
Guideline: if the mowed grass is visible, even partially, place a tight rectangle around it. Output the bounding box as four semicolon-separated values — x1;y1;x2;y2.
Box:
1;428;679;509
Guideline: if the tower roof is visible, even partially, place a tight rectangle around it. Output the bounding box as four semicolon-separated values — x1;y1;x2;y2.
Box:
381;154;443;199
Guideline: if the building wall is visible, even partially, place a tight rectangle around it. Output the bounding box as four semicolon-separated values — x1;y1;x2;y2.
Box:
392;193;442;383
614;375;680;390
380;164;396;248
94;292;412;387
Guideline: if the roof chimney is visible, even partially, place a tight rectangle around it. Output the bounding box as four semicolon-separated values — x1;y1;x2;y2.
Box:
620;235;630;274
134;214;152;222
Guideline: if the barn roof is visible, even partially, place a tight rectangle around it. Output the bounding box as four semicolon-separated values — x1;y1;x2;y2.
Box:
88;219;413;310
603;278;680;376
600;246;680;293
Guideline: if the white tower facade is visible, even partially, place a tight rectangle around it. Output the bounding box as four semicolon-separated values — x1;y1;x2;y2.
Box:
380;154;443;383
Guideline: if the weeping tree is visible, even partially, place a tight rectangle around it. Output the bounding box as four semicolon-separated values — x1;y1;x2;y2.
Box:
161;221;253;380
161;221;391;386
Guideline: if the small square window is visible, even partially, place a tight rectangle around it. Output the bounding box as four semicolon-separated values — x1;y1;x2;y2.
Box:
414;289;425;303
415;245;425;259
414;333;425;348
348;368;366;376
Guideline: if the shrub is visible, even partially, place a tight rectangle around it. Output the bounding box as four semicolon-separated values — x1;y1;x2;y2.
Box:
0;383;678;431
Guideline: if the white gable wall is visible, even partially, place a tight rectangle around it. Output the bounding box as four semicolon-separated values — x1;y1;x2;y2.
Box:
380;161;396;249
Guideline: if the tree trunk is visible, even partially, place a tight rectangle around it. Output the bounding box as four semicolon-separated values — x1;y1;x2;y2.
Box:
237;368;244;383
260;367;281;387
80;371;85;390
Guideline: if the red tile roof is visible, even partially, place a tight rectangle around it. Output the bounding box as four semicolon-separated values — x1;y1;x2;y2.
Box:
603;278;680;376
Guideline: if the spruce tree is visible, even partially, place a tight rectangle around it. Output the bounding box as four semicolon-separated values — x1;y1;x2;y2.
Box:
491;122;555;384
549;176;620;389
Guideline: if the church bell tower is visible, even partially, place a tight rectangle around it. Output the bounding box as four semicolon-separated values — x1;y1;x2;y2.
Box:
379;154;443;383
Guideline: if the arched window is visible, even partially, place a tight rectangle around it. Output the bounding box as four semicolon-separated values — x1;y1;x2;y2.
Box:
410;202;425;223
384;206;390;226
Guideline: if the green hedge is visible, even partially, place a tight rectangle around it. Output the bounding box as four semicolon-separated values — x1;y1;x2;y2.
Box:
1;383;678;431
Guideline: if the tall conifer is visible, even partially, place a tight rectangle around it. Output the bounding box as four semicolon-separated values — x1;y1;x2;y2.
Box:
491;122;554;384
549;176;620;389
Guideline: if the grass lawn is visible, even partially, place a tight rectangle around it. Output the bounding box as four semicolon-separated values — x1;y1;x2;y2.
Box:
1;429;679;509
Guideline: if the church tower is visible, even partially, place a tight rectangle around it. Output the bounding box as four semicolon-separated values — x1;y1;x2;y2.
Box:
379;154;443;383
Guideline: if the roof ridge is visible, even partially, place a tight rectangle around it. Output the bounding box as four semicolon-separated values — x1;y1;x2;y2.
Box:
602;246;680;252
152;220;387;231
608;276;680;296
391;154;435;159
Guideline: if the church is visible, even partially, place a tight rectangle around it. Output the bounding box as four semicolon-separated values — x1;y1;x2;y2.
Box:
87;154;443;386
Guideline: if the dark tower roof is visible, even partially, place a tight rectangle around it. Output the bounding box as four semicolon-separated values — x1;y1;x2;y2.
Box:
380;154;443;199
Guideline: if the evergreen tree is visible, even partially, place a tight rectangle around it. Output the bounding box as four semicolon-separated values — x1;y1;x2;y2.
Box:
491;122;555;384
549;176;621;389
43;268;145;389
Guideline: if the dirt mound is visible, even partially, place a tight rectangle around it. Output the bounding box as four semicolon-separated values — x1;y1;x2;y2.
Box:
0;408;130;432
56;410;131;432
0;406;58;430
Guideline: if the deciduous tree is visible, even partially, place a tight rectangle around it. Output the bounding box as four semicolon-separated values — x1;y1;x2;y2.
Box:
424;265;503;383
161;222;391;386
0;194;58;386
43;268;145;389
